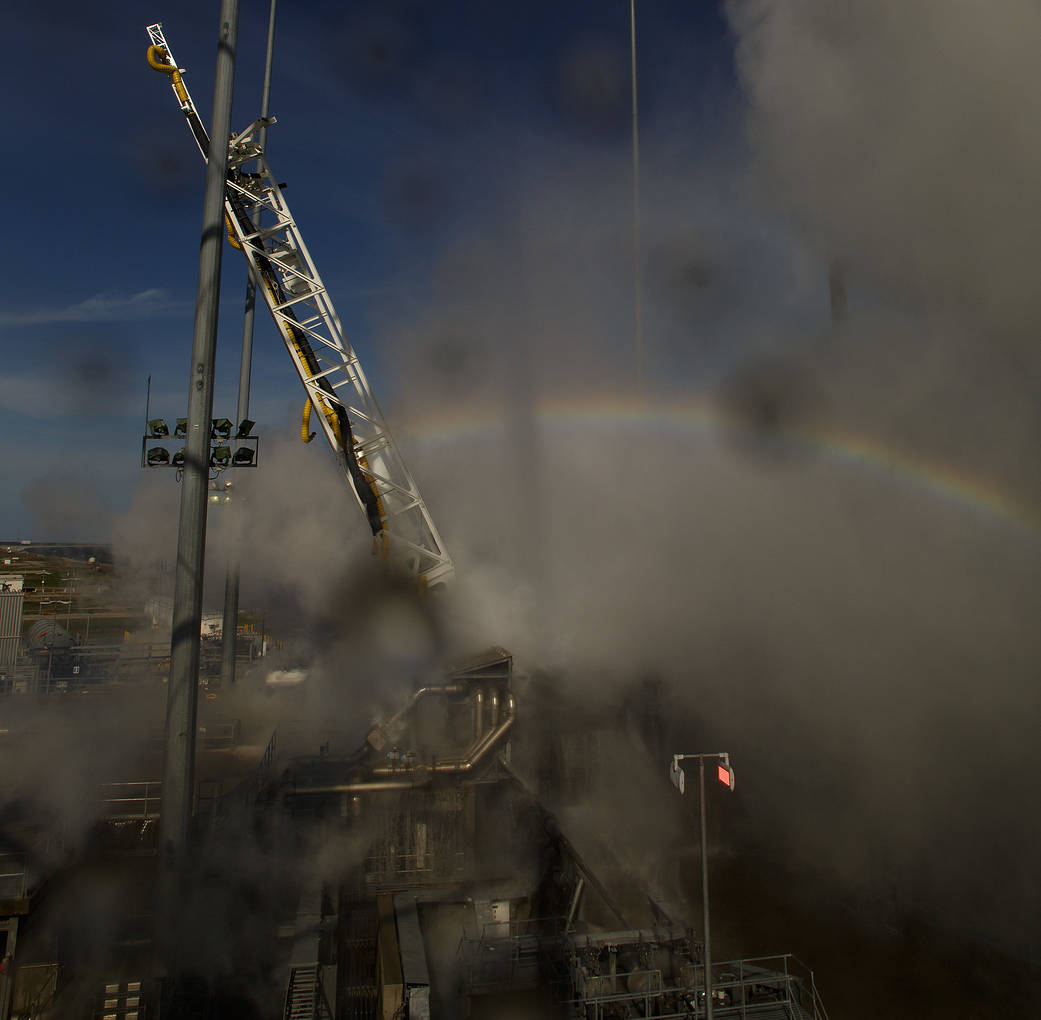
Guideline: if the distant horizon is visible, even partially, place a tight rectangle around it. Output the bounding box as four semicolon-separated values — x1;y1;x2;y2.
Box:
1;541;114;562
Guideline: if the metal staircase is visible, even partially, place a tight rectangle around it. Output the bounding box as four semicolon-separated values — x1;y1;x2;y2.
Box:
283;964;332;1020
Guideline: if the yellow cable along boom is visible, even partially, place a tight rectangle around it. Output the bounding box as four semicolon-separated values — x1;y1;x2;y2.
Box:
145;23;453;588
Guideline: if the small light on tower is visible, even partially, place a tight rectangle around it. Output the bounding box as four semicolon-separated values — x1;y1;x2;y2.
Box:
717;758;736;791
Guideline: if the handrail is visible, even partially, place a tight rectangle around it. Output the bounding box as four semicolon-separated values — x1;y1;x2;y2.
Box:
789;955;832;1020
17;961;60;1018
462;931;828;1020
0;852;29;899
99;780;163;820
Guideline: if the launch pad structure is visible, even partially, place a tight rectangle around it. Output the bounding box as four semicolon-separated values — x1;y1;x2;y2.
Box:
0;643;830;1020
0;8;836;1019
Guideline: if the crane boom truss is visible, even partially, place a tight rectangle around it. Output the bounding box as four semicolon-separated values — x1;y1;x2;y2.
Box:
146;23;453;588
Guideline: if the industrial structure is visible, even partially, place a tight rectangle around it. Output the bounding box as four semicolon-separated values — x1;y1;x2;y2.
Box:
1;637;829;1019
0;12;834;1019
144;22;452;592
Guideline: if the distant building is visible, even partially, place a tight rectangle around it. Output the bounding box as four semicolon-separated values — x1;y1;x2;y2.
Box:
0;581;24;670
145;596;222;638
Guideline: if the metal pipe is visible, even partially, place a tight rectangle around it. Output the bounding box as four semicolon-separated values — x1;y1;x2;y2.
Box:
393;683;466;725
366;682;467;753
372;706;513;779
159;0;239;977
257;0;277;153
220;558;238;688
386;682;467;729
700;758;713;1020
291;779;420;795
630;0;645;395
222;0;278;688
565;876;585;932
473;688;484;740
489;690;500;729
433;694;515;773
354;694;516;783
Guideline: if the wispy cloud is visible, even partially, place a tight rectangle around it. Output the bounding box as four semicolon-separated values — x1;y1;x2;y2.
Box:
0;375;57;417
0;288;182;327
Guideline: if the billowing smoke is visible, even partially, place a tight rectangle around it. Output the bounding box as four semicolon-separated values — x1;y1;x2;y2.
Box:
723;0;1041;506
725;0;1041;334
71;2;1041;1009
710;4;1041;963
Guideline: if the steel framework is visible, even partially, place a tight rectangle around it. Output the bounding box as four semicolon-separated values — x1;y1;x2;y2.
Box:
146;24;453;588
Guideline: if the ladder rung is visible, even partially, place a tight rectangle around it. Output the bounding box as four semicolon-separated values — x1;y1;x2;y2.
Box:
242;220;290;242
273;289;323;312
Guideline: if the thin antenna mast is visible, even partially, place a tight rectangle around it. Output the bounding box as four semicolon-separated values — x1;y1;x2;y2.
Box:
222;0;278;688
630;0;645;395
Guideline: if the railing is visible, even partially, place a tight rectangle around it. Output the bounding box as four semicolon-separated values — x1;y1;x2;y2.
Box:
192;728;279;835
571;967;669;1018
363;848;466;884
198;719;242;749
98;779;232;824
14;962;60;1018
0;828;65;902
282;963;334;1020
787;956;831;1020
459;916;570;995
196;779;225;822
99;781;162;820
255;728;278;790
146;719;243;750
0;852;29;900
553;949;829;1020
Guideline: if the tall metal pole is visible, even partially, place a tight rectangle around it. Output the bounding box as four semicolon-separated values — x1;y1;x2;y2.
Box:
700;758;713;1020
630;0;645;395
221;0;277;688
160;0;239;929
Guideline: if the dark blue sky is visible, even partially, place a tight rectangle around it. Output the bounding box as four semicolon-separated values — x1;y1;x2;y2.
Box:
1;1;822;539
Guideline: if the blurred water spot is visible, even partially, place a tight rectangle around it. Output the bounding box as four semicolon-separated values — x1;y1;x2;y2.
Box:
129;129;197;201
54;328;139;414
414;57;487;129
384;162;451;233
715;357;825;462
549;37;629;138
325;5;423;98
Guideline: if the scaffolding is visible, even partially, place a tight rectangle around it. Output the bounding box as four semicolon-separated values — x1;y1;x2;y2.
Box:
460;916;831;1020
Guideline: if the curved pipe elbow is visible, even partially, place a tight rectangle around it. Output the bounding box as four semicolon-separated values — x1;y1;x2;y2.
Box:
146;45;190;105
392;682;466;721
146;44;172;72
436;694;516;774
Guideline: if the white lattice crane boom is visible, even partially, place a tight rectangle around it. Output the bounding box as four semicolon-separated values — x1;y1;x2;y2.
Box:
146;24;453;588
